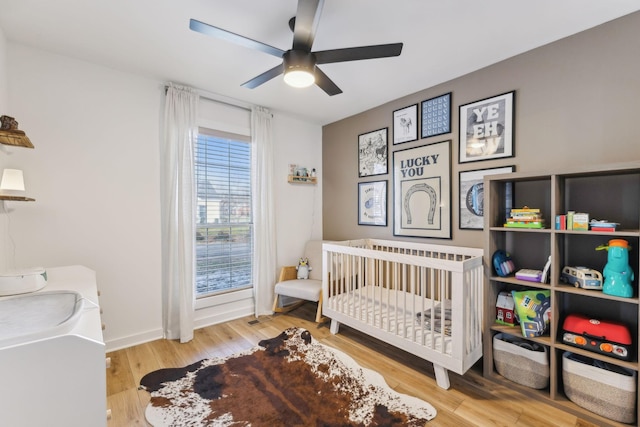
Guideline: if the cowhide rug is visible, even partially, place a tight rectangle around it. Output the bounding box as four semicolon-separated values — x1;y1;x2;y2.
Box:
140;327;437;426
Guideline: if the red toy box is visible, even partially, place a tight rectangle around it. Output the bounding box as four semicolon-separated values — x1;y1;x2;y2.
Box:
562;314;632;360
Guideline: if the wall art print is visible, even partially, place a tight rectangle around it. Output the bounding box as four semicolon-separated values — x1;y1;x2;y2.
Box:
459;165;514;230
421;92;451;138
393;104;418;144
459;91;514;163
358;180;387;226
393;140;451;239
358;128;388;177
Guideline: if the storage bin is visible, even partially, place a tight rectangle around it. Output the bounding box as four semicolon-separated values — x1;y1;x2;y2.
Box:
563;352;636;424
493;333;549;389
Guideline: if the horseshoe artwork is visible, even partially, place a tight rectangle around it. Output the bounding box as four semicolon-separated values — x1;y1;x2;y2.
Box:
403;183;437;225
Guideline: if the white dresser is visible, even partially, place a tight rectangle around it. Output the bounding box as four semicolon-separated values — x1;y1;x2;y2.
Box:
0;265;107;427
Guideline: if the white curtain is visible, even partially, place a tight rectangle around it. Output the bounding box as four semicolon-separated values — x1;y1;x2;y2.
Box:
160;83;199;342
251;106;277;316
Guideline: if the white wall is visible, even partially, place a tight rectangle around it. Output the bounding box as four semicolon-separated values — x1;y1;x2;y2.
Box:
5;44;164;350
1;43;322;351
273;114;323;267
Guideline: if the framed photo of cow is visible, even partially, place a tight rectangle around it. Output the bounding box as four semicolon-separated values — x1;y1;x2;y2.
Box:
392;104;418;145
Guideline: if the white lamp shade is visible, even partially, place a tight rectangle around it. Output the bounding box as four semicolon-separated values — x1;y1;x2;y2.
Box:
0;169;26;196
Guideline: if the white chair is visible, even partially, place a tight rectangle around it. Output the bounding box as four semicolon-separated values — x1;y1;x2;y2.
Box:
272;240;327;323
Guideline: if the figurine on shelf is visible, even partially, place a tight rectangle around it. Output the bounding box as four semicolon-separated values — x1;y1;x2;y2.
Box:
0;115;19;130
597;239;635;298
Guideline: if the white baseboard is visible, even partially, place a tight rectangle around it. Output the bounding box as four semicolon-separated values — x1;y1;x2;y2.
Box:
194;306;254;330
105;296;256;352
105;328;163;353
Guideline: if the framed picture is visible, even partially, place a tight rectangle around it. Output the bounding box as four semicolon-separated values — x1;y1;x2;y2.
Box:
358;128;388;177
393;104;418;144
421;92;451;138
459;165;515;230
459;91;515;163
358;180;387;226
393;140;451;239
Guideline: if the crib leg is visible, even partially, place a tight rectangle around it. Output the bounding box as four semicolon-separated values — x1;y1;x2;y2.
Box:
330;319;340;334
433;365;451;390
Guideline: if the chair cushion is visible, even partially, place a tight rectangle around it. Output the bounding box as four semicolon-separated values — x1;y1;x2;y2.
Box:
274;279;322;302
304;240;323;281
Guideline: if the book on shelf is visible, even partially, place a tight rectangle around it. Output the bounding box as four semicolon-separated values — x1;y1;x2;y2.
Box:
591;227;616;232
505;206;545;228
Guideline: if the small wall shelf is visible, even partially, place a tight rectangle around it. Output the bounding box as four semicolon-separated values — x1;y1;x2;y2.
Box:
0;195;35;201
288;175;317;185
0;130;34;148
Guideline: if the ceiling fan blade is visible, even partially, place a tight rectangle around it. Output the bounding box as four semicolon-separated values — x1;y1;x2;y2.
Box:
241;64;284;89
315;43;403;64
189;19;285;58
292;0;324;51
314;67;342;96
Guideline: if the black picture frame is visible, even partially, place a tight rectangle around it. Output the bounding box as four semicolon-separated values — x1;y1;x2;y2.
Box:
393;104;418;144
421;92;451;138
358;180;387;226
459;165;515;230
459;90;515;163
358;128;388;177
393;140;451;239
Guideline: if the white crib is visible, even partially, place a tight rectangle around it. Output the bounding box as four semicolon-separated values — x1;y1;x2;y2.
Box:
322;239;484;389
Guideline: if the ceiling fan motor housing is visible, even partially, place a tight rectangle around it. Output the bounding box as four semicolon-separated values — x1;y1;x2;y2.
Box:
283;50;316;75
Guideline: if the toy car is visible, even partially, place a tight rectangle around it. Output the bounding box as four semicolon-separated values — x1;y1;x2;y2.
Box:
560;266;603;290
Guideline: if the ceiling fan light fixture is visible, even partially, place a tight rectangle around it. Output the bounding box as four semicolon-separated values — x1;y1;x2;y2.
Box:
284;69;315;88
283;50;316;88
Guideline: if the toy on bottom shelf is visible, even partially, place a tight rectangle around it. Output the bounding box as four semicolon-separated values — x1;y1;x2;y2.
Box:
511;290;551;338
596;239;635;298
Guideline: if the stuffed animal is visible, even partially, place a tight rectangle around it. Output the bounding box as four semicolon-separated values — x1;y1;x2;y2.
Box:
296;257;312;280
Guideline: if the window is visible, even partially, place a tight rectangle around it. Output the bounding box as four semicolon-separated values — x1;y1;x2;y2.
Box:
194;128;252;298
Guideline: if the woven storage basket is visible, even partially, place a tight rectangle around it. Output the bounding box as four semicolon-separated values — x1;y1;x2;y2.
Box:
493;333;549;389
563;352;636;424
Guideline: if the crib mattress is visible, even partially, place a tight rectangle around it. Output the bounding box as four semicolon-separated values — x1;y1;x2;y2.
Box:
326;287;452;354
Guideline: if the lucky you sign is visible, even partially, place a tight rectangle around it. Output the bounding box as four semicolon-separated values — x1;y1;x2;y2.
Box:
393;140;451;239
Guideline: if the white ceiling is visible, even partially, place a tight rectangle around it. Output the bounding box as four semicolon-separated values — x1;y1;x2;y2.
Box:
1;0;639;125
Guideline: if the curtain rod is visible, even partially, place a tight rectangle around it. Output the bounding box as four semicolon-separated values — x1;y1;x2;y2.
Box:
164;84;253;112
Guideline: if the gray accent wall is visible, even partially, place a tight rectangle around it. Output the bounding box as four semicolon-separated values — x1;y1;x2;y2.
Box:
322;12;640;248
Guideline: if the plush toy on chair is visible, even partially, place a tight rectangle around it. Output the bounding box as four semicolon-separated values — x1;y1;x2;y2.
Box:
296;257;312;279
272;241;327;323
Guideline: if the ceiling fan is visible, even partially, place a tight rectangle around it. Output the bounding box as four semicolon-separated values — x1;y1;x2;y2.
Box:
189;0;403;96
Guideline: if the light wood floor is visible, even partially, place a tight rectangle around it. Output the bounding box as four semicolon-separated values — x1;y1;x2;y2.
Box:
106;303;599;427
